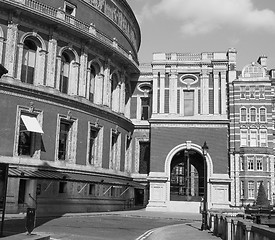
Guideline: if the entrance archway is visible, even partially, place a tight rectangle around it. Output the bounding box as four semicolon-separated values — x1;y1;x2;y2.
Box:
170;149;204;202
164;142;213;211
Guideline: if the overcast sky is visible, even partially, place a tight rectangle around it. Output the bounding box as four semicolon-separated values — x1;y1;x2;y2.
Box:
127;0;275;70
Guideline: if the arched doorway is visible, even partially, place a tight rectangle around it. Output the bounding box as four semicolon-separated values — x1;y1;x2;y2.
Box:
170;149;205;202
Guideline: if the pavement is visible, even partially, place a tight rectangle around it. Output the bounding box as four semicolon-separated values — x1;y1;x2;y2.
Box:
0;209;220;240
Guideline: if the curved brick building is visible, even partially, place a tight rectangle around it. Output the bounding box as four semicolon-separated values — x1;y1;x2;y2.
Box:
0;0;145;214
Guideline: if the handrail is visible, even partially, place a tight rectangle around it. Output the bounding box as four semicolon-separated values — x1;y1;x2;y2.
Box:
3;0;139;68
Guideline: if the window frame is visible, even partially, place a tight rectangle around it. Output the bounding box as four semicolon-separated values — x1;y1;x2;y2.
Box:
86;123;103;167
259;107;267;122
240;107;247;122
55;114;78;162
109;129;121;170
240;129;248;147
248;181;255;199
249;129;258;147
250;107;257;122
247;156;254;171
14;106;43;158
256;156;263;171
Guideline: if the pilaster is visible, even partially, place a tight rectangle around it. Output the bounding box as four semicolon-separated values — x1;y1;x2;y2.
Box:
68;62;79;95
169;72;177;114
120;74;125;114
200;70;209;115
103;59;111;106
159;73;165;113
16;43;23;80
46;32;58;88
78;46;88;97
5;22;18;77
0;36;4;64
34;49;47;85
220;71;227;115
152;72;158;114
213;71;219;115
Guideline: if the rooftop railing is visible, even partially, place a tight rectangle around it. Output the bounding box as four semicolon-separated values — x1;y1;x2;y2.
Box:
4;0;139;68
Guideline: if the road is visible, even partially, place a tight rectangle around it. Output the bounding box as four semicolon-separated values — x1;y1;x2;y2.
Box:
2;212;197;240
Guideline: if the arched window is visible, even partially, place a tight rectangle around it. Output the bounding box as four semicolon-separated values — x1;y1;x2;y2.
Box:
240;107;247;122
60;52;70;94
259;107;267;122
250;107;257;122
22;39;37;84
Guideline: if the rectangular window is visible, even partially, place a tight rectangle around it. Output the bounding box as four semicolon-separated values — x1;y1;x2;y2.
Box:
141;97;150;120
247;157;254;170
259;130;267;147
256;157;263;171
64;1;76;16
240;157;244;171
248;181;255;199
89;184;96;196
250;130;258;147
240;181;244;199
16;110;43;157
88;126;100;165
139;142;150;174
59;182;67;193
58;121;71;160
57;116;77;162
240;130;248;146
110;130;120;170
183;90;194;116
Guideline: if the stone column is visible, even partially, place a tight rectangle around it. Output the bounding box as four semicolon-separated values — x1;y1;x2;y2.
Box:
220;71;227;115
86;66;91;100
46;32;58;88
78;46;88;97
200;70;209;115
16;43;24;80
68;62;79;95
55;56;62;90
103;59;111;106
34;49;46;86
169;72;177;114
0;35;5;64
213;71;219;115
159;73;165;113
152;72;159;114
120;74;126;114
5;22;18;78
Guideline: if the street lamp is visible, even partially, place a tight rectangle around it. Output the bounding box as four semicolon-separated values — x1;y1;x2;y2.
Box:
201;141;208;231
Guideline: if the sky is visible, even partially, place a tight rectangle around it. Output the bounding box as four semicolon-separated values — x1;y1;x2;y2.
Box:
127;0;275;70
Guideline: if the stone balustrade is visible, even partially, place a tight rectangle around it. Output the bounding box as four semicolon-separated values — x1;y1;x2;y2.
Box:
209;212;275;240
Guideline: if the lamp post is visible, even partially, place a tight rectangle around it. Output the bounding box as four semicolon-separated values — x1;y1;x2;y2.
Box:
201;141;208;231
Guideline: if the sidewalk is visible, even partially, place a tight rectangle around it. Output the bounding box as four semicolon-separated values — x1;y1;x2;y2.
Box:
1;209;219;240
138;222;219;240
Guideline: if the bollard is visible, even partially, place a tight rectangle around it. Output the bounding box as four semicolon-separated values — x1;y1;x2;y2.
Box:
25;208;36;235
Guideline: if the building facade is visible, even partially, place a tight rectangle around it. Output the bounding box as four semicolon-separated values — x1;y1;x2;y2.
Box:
0;0;148;214
229;57;275;207
131;50;237;212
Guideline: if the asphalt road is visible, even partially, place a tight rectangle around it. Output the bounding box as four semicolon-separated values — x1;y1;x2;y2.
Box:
3;214;189;240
